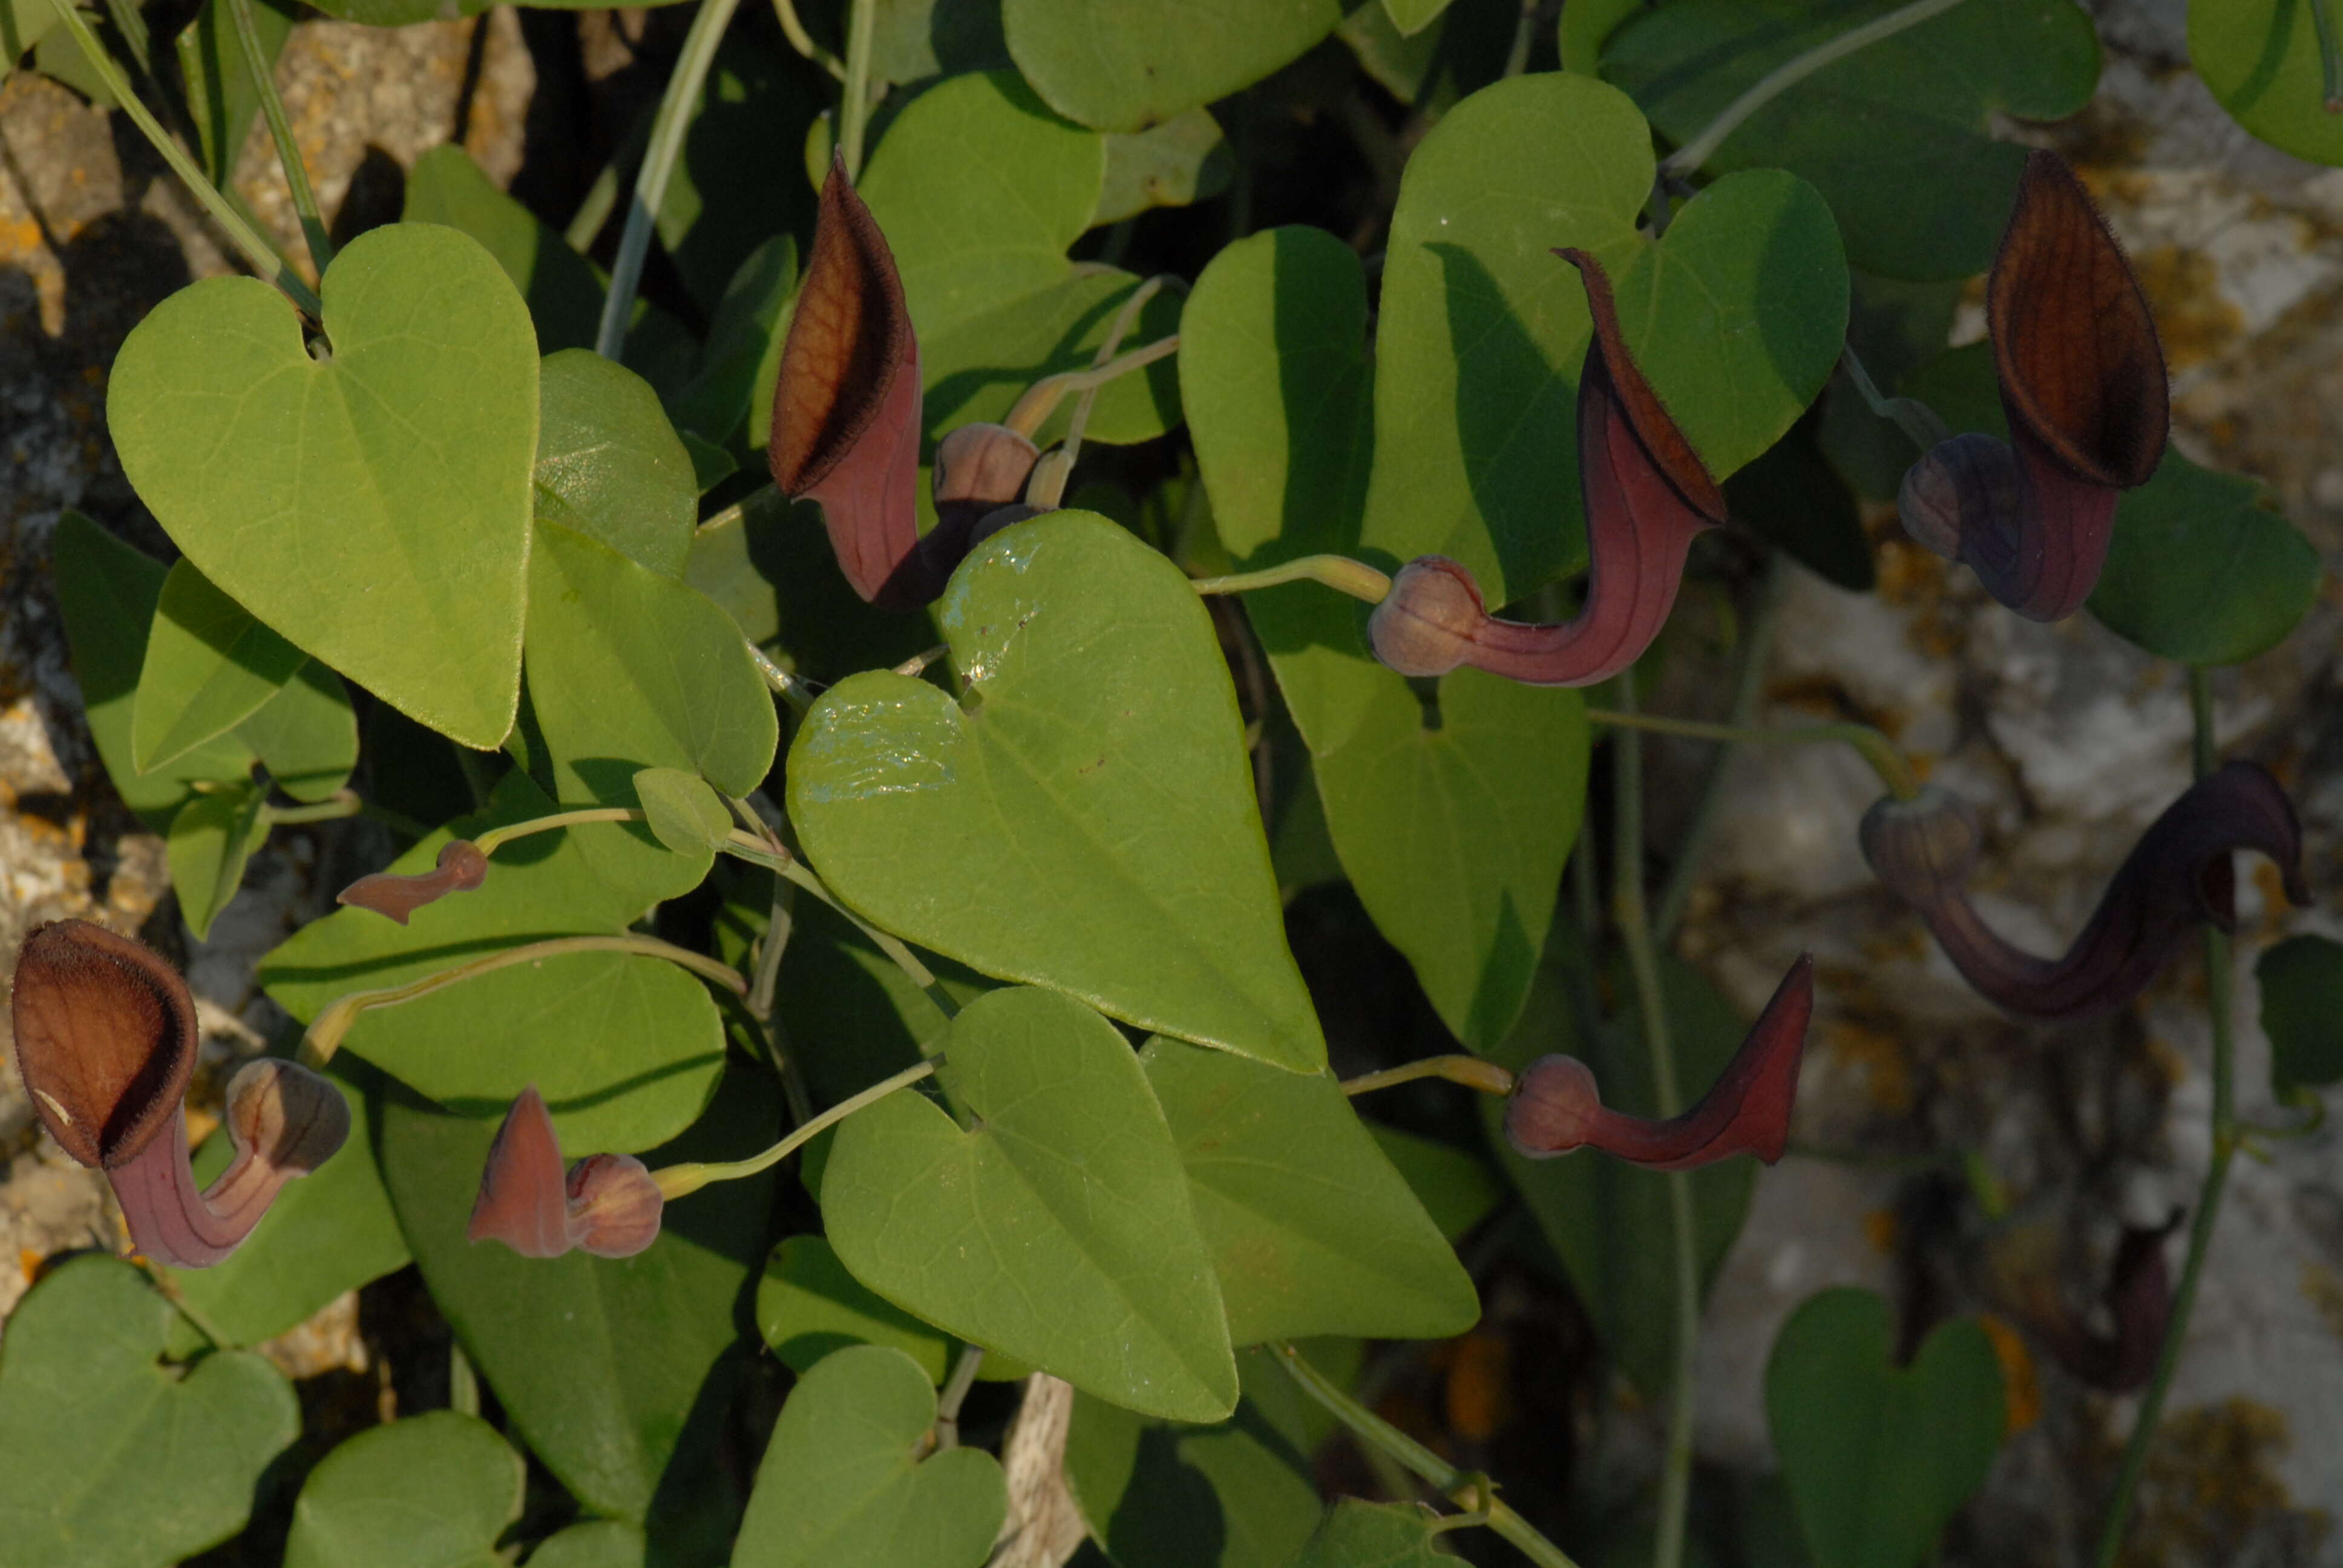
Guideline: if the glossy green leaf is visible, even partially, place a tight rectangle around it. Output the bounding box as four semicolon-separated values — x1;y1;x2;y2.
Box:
1142;1036;1479;1344
169;776;269;939
534;350;698;579
1481;936;1758;1397
1096;109;1233;224
50;511;255;828
1367;1123;1505;1243
2192;0;2343;167
672;233;797;449
237;659;360;803
758;1235;952;1383
1003;0;1344;132
0;1255;297;1567
1181;227;1589;1052
2258;933;2343;1091
1605;0;2099;279
1063;1387;1322;1568
823;986;1239;1420
635;765;733;855
790;513;1322;1072
1766;1287;2005;1568
285;1411;523;1568
108;223;539;748
735;1345;1007;1568
263;770;727;1148
161;1056;410;1347
379;1067;778;1527
1287;1499;1455;1567
2089;452;2319;667
172;0;297;217
527;1522;649;1568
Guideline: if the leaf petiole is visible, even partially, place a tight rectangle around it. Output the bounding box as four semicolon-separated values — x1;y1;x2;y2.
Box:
1190;555;1392;604
1583;704;1923;802
1341;1056;1514;1098
719;834;961;1022
652;1057;937;1198
469;806;644;857
224;0;331;275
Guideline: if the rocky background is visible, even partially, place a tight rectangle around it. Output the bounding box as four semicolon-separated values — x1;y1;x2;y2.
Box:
1;0;2338;1563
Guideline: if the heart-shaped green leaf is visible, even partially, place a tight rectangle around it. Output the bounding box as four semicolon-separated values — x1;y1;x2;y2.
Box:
0;1255;297;1567
789;512;1320;1071
2258;933;2343;1093
1063;1384;1322;1568
1181;226;1588;1051
169;776;269;939
1003;0;1344;132
238;660;359;803
1766;1287;2005;1568
133;558;306;773
403;145;601;353
1141;1037;1479;1345
285;1411;523;1568
378;1067;778;1526
2192;0;2343;167
1481;932;1758;1397
1605;0;2099;279
822;985;1239;1420
534;350;698;579
50;511;254;828
108;223;540;748
161;1055;410;1347
263;770;729;1152
758;1235;953;1383
635;766;734;855
735;1345;1006;1568
1287;1499;1455;1567
2089;454;2319;667
1096;109;1233;226
861;71;1183;451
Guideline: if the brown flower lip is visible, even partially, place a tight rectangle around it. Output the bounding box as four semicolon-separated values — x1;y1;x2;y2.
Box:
337;839;488;924
1504;954;1814;1170
1369;247;1725;688
8;920;348;1267
768;153;927;612
1860;761;2308;1021
1896;151;2169;622
467;1085;664;1260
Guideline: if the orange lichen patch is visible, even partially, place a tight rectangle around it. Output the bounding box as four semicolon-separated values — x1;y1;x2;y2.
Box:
2300;1262;2343;1344
1863;1206;1899;1255
2140;1033;2191;1090
1824;1021;1915;1114
0;213;42;259
18;1248;44;1285
1871;538;1961;656
1441;1330;1512;1442
2114;1399;2332;1568
2132;245;2244;372
1978;1314;2041;1436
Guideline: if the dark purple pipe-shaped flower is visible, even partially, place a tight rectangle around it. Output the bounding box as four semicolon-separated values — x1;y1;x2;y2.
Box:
338;839;488;924
1371;247;1728;687
1860;761;2308;1021
1505;955;1813;1169
7;920;348;1267
1897;151;2169;622
2029;1214;2180;1393
468;1085;664;1259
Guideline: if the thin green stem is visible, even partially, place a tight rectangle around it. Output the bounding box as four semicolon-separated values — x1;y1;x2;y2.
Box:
1502;0;1538;77
264;790;363;826
1840;344;1950;454
1004;332;1182;439
596;0;741;359
2094;667;2236;1567
721;835;959;1022
224;0;330;275
745;638;818;714
770;0;846;79
1341;1056;1515;1099
2313;0;2343;112
471;807;641;857
1270;1342;1581;1568
1584;705;1921;802
450;1341;480;1417
45;0;320;316
934;1344;985;1448
838;0;877;179
99;0;148;73
1659;0;1967;175
1191;555;1392;604
1608;670;1700;1568
300;934;745;1065
1043;281;1170;503
656;1057;936;1197
747;877;816;1129
1655;555;1788;942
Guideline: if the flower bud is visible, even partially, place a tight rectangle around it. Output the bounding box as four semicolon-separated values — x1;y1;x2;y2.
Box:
932;423;1041;518
1502;1055;1602;1157
223;1058;350;1178
1896;433;2020;564
337;839;489;924
1368;557;1486;678
565;1154;665;1259
1858;786;1982;909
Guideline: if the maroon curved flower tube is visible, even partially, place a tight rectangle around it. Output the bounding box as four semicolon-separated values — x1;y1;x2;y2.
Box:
1897;151;2169;622
1860;761;2308;1021
338;839;488;924
1371;247;1726;687
468;1085;664;1259
1504;954;1814;1169
8;920;348;1267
